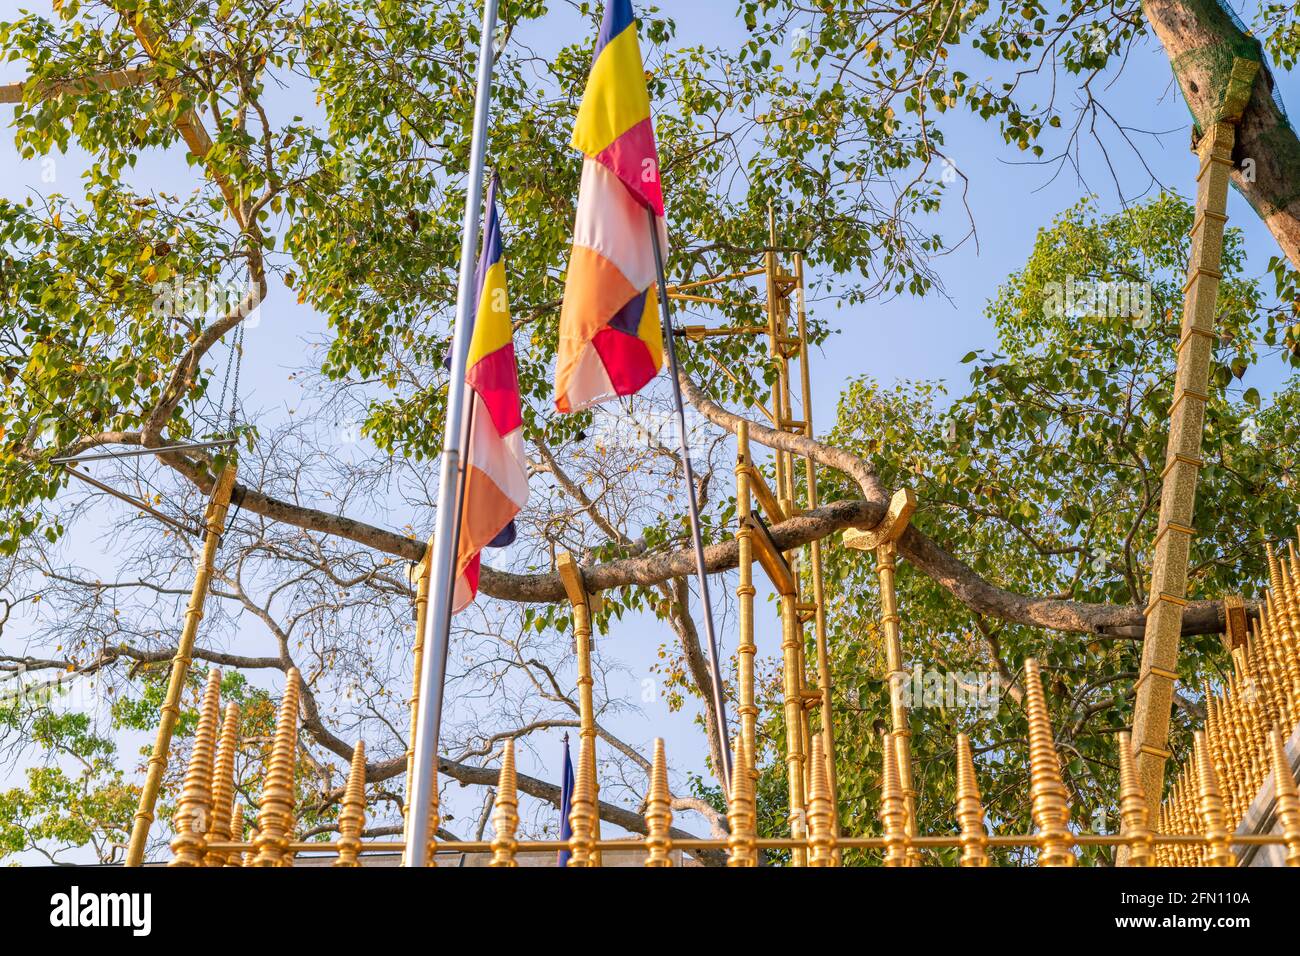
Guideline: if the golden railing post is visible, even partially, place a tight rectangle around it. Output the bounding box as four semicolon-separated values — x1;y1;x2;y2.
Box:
558;551;603;865
879;731;909;867
227;802;245;868
726;739;758;867
335;740;368;868
1268;727;1300;866
779;589;808;865
791;251;838;851
807;733;836;866
403;539;436;866
567;733;596;867
644;738;673;867
1280;549;1300;705
125;462;237;866
1116;731;1154;867
168;669;222;867
734;422;759;781
1128;65;1258;829
206;701;240;867
954;733;990;867
845;489;919;864
1194;730;1235;866
254;668;301;867
1024;658;1076;866
489;739;520;867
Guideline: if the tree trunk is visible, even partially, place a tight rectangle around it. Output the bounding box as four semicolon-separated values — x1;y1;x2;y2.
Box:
1144;0;1300;269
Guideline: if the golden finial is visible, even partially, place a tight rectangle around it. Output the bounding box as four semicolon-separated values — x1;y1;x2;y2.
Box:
254;668;301;867
1268;727;1300;866
1204;687;1238;823
879;732;909;867
1023;659;1076;866
806;734;836;866
643;738;674;867
205;702;240;867
726;738;758;867
1116;732;1153;866
1159;806;1170;868
954;732;990;867
567;733;596;867
1279;555;1300;667
227;802;245;868
242;820;258;867
335;740;368;868
489;739;520;867
169;669;222;867
1248;624;1278;730
1221;676;1251;814
1194;731;1236;866
1259;609;1294;729
1266;541;1284;597
1270;589;1300;727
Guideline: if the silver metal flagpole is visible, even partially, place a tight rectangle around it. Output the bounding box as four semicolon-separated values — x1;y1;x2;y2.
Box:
647;207;733;797
404;0;500;868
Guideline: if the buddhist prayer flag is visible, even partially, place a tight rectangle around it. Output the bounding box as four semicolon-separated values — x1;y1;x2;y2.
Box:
554;0;668;413
557;733;575;866
453;177;529;612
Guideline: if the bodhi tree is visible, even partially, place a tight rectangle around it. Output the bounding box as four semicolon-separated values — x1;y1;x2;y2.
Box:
0;0;1298;863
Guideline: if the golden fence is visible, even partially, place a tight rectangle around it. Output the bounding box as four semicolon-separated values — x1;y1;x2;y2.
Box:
163;645;1300;867
1154;540;1300;866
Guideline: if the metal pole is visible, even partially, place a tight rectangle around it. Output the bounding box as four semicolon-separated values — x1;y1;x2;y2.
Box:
648;207;732;796
125;463;237;866
404;0;500;868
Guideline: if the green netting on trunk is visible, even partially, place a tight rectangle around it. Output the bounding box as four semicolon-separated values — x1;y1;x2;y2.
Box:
1163;0;1263;130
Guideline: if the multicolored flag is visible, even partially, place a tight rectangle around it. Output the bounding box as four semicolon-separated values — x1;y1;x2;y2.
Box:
554;0;668;413
453;176;529;612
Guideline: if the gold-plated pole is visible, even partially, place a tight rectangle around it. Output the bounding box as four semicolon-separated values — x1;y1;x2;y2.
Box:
1194;731;1236;866
1024;658;1076;866
125;463;237;866
1116;731;1154;867
644;738;674;867
403;540;436;866
880;732;909;866
335;740;367;868
168;669;222;867
806;733;836;866
793;251;838;850
876;540;919;863
1268;727;1300;866
779;590;807;865
734;423;759;781
253;668;301;867
1129;66;1258;824
489;739;520;867
726;739;759;867
567;733;596;867
558;551;603;865
206;701;241;867
954;733;990;867
227;802;245;869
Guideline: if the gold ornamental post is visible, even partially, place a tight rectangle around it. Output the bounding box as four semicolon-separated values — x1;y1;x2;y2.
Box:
844;488;919;862
1127;58;1261;839
125;462;237;866
734;422;760;781
558;551;604;865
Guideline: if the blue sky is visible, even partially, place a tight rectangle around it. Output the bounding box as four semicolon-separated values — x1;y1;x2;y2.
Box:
1;0;1296;857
